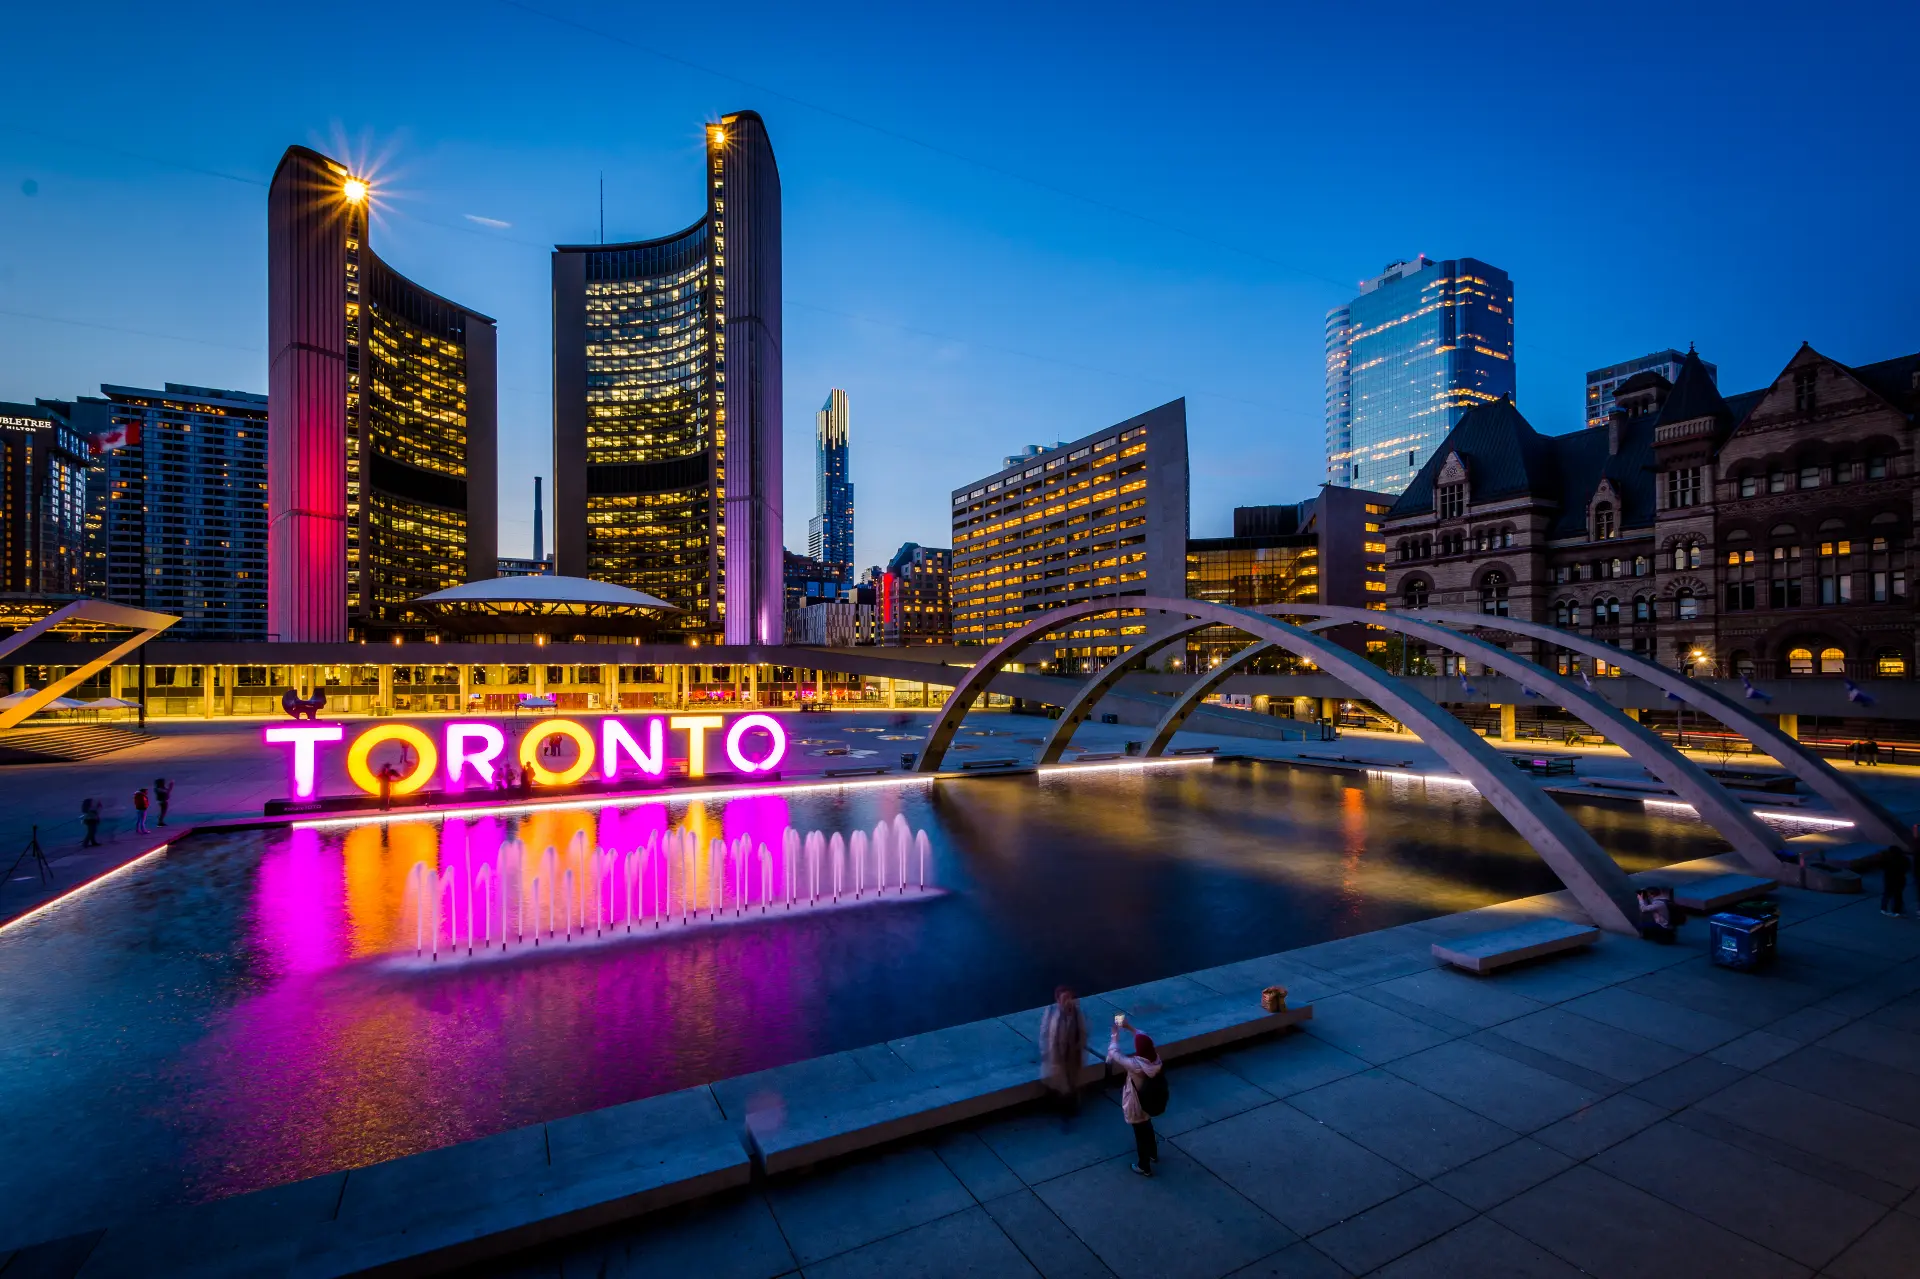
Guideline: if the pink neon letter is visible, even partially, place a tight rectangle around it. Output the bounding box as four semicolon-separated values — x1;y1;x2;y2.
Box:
446;722;506;787
264;723;345;799
724;713;787;774
603;716;665;779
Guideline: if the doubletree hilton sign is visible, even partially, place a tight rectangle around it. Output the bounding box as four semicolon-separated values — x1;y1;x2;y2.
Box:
264;714;789;800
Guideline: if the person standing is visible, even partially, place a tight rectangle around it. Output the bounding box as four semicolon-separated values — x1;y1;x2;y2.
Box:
1039;987;1088;1117
1108;1016;1165;1177
132;787;150;835
1882;846;1909;917
154;777;174;827
81;798;100;847
377;763;399;811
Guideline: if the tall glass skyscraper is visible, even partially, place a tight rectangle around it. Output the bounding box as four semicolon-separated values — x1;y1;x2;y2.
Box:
808;388;853;586
552;111;783;645
1324;256;1514;495
267;145;499;641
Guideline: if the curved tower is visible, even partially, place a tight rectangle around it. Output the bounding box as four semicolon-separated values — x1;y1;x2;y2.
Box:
552;110;782;644
267;145;497;641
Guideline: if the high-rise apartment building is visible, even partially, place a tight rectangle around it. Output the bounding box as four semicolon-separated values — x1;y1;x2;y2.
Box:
881;542;952;645
1585;349;1716;428
950;399;1189;662
0;402;88;598
1325;256;1514;496
552;111;783;644
84;384;270;639
267;145;499;641
808;388;853;586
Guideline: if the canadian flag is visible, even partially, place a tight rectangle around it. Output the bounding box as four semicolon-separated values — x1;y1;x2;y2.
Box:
89;422;140;455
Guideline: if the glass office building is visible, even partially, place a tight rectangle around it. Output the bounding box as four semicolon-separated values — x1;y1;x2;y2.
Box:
266;145;498;641
1585;349;1715;428
87;385;270;639
552;112;784;645
1324;256;1514;496
809;388;854;587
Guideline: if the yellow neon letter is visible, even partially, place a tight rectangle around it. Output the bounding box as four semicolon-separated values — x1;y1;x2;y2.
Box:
518;719;596;786
346;723;438;797
670;714;725;778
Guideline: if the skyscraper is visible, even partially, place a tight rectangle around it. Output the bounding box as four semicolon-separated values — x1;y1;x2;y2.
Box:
552;111;783;645
808;388;853;586
88;384;270;639
1324;256;1514;496
0;402;88;598
266;145;499;641
1585;349;1716;428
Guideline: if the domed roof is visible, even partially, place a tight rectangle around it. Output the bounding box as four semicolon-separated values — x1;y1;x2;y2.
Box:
413;576;677;610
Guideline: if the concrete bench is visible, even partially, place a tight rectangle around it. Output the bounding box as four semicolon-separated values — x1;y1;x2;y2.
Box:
1510;755;1578;776
1171;745;1220;756
1136;993;1313;1061
1671;874;1777;913
1784;832;1886;871
747;1060;1043;1174
958;758;1020;771
824;765;890;778
1432;918;1600;974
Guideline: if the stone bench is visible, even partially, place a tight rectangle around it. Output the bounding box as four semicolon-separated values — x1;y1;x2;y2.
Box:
1671;873;1777;913
1784;832;1887;871
824;765;889;778
747;1059;1044;1175
1136;993;1313;1060
958;758;1020;771
1432;918;1600;975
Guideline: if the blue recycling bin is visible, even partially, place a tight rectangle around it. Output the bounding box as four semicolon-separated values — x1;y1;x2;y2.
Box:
1709;910;1778;971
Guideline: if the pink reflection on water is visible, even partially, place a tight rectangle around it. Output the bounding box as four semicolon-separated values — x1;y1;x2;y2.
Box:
252;827;346;975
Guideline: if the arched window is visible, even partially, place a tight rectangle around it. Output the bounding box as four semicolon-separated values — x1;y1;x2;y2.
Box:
1634;595;1651;622
1633;556;1648;577
1690;543;1702;569
1789;647;1814;675
1672;545;1686;572
1732;650;1755;676
1607;596;1621;624
1593;502;1616;540
1500;528;1514;549
1877;649;1908;678
1405;580;1429;609
1480;570;1509;617
1676;590;1698;620
1820;646;1845;674
1419;536;1433;558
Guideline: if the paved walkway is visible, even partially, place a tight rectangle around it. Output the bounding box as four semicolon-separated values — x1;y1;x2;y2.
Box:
472;872;1920;1279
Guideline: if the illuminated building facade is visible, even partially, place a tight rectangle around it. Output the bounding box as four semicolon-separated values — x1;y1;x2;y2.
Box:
1325;256;1514;495
1185;487;1393;668
950;400;1188;665
0;402;88;598
809;388;854;586
83;384;270;639
552;111;783;645
881;542;951;645
1585;349;1715;428
267;145;499;642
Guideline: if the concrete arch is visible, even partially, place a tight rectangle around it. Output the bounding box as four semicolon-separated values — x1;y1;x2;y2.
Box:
1145;640;1281;756
917;597;1643;933
1415;608;1912;849
1262;605;1791;877
1037;617;1211;765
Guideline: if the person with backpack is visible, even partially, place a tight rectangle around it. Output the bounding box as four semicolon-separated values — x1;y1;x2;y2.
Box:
1108;1015;1165;1177
132;788;150;835
80;798;101;847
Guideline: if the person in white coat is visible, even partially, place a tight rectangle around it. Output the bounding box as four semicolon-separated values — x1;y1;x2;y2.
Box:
1039;986;1088;1118
1108;1016;1163;1176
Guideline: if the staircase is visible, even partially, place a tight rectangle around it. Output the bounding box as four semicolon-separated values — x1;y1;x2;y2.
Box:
0;724;152;765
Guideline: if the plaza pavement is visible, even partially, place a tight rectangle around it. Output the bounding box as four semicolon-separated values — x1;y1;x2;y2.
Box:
466;868;1920;1279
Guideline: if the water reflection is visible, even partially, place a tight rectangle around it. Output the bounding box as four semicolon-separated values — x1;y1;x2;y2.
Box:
0;762;1722;1247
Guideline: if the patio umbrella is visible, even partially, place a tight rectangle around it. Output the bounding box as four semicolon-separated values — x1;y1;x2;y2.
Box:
86;697;141;709
45;696;89;710
0;687;40;707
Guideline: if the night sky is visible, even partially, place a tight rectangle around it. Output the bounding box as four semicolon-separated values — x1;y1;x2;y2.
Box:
2;1;1915;569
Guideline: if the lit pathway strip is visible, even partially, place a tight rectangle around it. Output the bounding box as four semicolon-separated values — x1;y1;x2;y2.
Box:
1642;795;1855;828
0;844;169;936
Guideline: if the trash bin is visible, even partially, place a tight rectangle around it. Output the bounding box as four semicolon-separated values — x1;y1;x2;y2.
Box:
900;752;918;771
1100;713;1120;725
1709;909;1778;971
1124;741;1143;756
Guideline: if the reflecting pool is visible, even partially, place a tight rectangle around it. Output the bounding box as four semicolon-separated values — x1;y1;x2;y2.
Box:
0;761;1722;1246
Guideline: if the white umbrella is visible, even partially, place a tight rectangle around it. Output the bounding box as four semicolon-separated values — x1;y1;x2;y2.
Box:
0;687;40;707
86;697;140;709
45;696;89;710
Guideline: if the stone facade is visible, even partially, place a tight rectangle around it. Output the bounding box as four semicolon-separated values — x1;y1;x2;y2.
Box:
1382;345;1920;679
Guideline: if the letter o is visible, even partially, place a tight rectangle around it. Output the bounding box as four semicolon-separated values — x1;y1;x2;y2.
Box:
346;723;439;797
725;713;787;774
519;719;596;786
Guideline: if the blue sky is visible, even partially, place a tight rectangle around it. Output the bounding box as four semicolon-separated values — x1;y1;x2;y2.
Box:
2;1;1916;570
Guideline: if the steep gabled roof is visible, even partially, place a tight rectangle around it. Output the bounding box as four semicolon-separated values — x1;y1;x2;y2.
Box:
1542;416;1659;538
1850;351;1920;409
1389;397;1556;518
1654;350;1731;431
